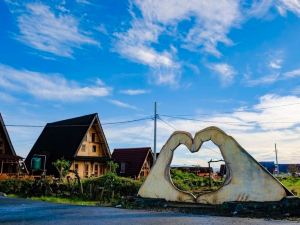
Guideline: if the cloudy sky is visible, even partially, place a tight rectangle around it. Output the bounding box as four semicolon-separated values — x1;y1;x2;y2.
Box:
1;0;300;166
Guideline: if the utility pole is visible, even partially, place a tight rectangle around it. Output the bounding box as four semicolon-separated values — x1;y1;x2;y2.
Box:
153;102;157;163
275;143;279;175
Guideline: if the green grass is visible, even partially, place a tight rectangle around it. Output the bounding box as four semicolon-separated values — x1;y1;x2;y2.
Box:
278;177;300;197
170;169;224;195
8;194;98;206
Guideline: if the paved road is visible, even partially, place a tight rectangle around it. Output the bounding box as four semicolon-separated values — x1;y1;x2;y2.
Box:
0;197;299;225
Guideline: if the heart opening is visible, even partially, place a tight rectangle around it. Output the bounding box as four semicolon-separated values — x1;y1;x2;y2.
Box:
170;140;227;197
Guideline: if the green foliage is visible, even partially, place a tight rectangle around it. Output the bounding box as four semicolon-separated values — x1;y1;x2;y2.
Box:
107;161;119;174
0;179;34;196
170;169;223;195
52;158;70;181
30;196;97;206
278;176;300;196
83;173;142;200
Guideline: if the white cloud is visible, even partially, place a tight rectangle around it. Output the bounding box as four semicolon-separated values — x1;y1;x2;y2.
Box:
108;99;138;110
0;92;17;103
114;0;241;86
283;68;300;78
269;59;282;69
104;94;300;165
120;89;150;95
276;0;300;16
0;64;111;101
115;20;180;86
244;73;280;86
11;2;99;57
134;0;241;57
246;0;273;18
113;0;300;86
208;63;236;86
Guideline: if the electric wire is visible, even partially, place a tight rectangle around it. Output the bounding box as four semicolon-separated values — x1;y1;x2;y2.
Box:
4;116;154;128
158;117;177;130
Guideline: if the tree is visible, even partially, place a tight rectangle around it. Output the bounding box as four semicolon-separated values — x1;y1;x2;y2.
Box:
53;158;70;181
107;161;119;174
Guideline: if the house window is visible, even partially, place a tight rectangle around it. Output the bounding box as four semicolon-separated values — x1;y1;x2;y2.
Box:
140;170;144;177
74;163;79;171
92;133;96;142
81;144;86;152
120;162;126;173
84;164;89;177
92;145;97;152
99;165;103;175
94;164;99;176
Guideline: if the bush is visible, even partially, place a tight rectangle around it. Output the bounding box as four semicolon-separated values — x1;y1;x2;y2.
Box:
0;173;143;202
0;178;34;196
83;172;142;200
170;169;223;194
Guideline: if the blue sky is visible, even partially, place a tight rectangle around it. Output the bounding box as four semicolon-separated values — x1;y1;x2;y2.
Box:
1;0;300;166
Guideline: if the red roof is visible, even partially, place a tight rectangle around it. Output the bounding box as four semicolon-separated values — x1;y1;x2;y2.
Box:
112;147;153;177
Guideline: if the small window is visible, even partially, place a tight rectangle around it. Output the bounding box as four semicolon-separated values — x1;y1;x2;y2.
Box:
81;144;86;152
74;163;79;171
120;162;126;173
92;145;97;152
92;133;96;142
94;164;99;176
84;164;89;177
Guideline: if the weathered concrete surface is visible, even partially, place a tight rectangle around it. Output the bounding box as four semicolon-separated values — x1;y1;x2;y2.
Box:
138;127;292;204
0;197;299;225
133;197;300;218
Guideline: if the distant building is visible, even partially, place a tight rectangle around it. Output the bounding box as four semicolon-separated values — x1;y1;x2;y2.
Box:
172;165;213;177
259;161;300;174
25;113;111;178
259;161;275;174
112;147;153;179
0;113;24;176
219;164;227;177
278;164;300;174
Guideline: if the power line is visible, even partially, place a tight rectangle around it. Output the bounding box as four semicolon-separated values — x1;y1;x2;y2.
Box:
4;116;153;128
160;115;256;127
158;117;177;130
160;101;300;118
102;117;153;125
160;114;300;126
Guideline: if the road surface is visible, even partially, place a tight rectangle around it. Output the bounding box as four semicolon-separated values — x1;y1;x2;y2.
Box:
0;197;299;225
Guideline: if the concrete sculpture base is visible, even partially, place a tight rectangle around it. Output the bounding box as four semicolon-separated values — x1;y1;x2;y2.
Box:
138;127;292;205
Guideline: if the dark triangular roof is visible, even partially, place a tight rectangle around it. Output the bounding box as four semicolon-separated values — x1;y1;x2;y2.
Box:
0;113;16;156
25;113;110;175
112;147;153;177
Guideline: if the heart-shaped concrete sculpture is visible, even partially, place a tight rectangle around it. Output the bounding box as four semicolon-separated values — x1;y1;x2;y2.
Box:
138;126;292;204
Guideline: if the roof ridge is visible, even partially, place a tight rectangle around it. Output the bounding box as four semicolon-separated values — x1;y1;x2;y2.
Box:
48;113;98;125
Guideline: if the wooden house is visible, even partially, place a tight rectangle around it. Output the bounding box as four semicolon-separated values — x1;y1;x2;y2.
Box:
25;113;111;178
112;147;153;179
0;113;24;176
172;165;213;177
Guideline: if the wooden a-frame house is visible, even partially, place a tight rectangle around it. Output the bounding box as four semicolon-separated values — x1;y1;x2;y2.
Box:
0;113;24;176
25;113;111;178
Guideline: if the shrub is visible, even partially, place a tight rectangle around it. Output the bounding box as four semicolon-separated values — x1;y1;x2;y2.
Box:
0;178;34;196
170;169;223;194
83;172;142;200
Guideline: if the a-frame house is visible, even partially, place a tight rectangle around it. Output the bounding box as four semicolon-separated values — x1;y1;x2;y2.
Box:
112;147;154;179
25;113;111;178
0;113;23;176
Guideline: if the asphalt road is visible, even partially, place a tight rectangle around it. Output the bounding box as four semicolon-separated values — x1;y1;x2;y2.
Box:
0;197;299;225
